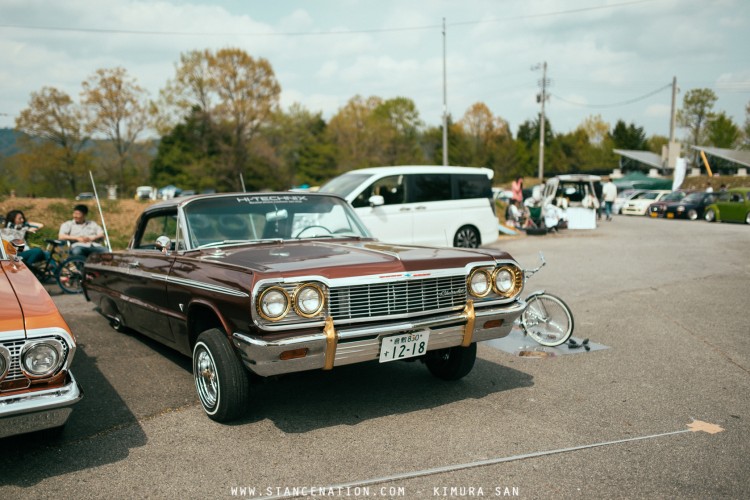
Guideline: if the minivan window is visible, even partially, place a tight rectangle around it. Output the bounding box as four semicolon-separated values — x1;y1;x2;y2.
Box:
455;174;491;199
351;175;405;208
411;174;451;203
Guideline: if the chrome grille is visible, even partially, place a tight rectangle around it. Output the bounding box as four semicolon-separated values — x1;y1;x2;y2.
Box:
1;337;69;382
329;275;467;320
1;340;25;381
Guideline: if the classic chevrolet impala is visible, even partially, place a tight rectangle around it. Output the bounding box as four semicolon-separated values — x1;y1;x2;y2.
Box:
83;193;527;422
0;238;82;438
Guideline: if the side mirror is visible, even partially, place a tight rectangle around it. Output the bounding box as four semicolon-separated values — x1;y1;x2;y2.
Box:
155;236;172;255
369;195;384;207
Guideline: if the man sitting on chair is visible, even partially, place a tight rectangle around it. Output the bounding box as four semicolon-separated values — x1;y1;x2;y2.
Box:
59;204;107;257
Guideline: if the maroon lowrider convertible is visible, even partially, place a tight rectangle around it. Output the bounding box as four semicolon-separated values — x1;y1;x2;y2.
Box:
84;193;527;422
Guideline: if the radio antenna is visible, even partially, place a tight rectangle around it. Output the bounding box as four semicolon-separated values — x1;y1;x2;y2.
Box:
89;171;112;252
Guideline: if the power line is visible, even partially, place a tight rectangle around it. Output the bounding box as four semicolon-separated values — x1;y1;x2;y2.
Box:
550;83;672;108
0;0;657;38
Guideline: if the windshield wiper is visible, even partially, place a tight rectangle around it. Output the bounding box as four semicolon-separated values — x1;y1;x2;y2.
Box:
196;239;266;249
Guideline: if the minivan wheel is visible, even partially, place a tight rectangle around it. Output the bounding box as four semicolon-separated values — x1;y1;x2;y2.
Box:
687;209;698;220
454;226;480;248
746;212;750;224
705;209;716;222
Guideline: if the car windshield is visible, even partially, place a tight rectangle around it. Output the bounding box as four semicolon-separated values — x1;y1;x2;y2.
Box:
634;191;660;200
319;173;374;197
183;194;372;249
681;193;704;203
662;191;686;202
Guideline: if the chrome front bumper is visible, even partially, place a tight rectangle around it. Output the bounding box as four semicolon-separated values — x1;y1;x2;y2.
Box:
0;373;83;438
233;300;526;376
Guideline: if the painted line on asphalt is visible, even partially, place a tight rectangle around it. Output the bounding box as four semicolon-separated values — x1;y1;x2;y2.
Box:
258;420;724;500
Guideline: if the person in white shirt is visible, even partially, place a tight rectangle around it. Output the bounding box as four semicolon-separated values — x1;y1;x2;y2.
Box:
601;177;618;221
59;204;106;257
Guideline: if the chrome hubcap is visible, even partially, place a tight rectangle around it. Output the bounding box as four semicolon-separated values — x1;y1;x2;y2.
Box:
195;348;218;408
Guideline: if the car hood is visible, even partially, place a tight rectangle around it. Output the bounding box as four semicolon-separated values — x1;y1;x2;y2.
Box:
195;240;512;277
0;261;70;334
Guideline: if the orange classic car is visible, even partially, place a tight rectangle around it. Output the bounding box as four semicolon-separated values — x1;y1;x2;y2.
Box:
0;238;82;438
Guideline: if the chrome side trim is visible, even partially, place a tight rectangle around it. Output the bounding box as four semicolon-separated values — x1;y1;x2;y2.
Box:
0;330;26;342
160;275;250;298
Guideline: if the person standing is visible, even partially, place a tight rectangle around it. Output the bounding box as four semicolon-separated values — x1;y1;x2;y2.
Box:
58;204;106;257
511;176;524;205
601;177;617;221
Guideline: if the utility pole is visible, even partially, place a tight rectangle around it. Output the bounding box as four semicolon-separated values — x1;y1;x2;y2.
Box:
669;76;677;143
442;17;448;166
533;62;549;181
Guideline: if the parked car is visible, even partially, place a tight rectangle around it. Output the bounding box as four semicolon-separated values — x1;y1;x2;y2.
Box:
75;192;95;201
621;190;670;216
647;190;694;218
135;186;157;200
158;185;182;200
662;192;718;220
83;193;527;422
704;188;750;224
613;189;644;215
0;238;82;438
319;166;498;248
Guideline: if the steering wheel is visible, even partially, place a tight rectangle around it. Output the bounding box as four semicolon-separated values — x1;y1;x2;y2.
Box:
293;225;333;239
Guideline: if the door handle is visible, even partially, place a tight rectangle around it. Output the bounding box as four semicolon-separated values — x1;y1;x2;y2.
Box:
415;205;427;210
399;207;412;212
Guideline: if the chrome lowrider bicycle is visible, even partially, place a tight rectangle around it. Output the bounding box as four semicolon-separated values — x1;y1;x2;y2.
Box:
518;253;574;347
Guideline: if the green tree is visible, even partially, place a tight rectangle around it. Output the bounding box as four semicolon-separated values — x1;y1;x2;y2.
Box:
157;48;281;191
81;67;150;193
707;111;741;148
15;86;92;196
611;120;648;150
262;104;337;188
372;97;425;165
677;88;717;146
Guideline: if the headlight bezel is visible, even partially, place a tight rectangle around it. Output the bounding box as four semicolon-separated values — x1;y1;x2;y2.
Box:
20;339;65;379
257;286;292;321
492;265;523;297
467;268;493;298
293;283;326;318
0;345;10;382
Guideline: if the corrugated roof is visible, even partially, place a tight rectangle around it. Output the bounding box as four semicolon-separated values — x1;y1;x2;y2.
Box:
690;146;750;168
613;149;664;169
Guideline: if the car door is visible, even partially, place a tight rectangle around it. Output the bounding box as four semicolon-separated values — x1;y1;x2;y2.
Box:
724;192;745;221
409;173;454;246
351;174;413;244
117;209;178;343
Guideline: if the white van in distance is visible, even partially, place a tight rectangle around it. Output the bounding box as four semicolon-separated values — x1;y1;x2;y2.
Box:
319;166;498;248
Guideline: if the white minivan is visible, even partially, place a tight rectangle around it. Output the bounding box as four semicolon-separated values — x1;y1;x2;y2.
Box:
319;166;498;248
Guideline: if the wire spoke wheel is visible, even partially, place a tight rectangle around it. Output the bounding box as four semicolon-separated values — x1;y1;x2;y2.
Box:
521;293;574;346
56;256;86;294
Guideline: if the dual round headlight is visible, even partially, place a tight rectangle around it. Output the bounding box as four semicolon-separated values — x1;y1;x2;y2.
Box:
258;283;325;321
20;339;65;379
468;265;522;298
0;345;9;382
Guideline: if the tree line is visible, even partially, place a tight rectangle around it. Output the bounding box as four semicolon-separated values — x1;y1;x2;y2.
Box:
2;47;748;198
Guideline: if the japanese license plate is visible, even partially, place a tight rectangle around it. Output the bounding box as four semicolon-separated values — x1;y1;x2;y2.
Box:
649;212;657;218
379;331;430;363
666;213;674;218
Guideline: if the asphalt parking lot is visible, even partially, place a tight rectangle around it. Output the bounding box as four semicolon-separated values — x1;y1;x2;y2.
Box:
2;215;749;499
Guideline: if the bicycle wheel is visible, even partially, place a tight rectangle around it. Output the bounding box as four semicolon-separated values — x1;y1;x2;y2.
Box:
521;293;574;346
56;256;86;294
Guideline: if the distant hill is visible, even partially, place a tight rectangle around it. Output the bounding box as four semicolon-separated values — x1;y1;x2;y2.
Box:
0;128;25;157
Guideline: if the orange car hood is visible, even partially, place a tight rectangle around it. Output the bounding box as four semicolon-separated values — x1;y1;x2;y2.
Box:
0;261;71;335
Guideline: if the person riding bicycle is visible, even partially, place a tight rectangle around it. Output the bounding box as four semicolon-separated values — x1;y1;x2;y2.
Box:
58;204;107;257
1;209;48;266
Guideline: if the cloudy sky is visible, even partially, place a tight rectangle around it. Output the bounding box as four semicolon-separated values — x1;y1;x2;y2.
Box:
1;0;748;140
